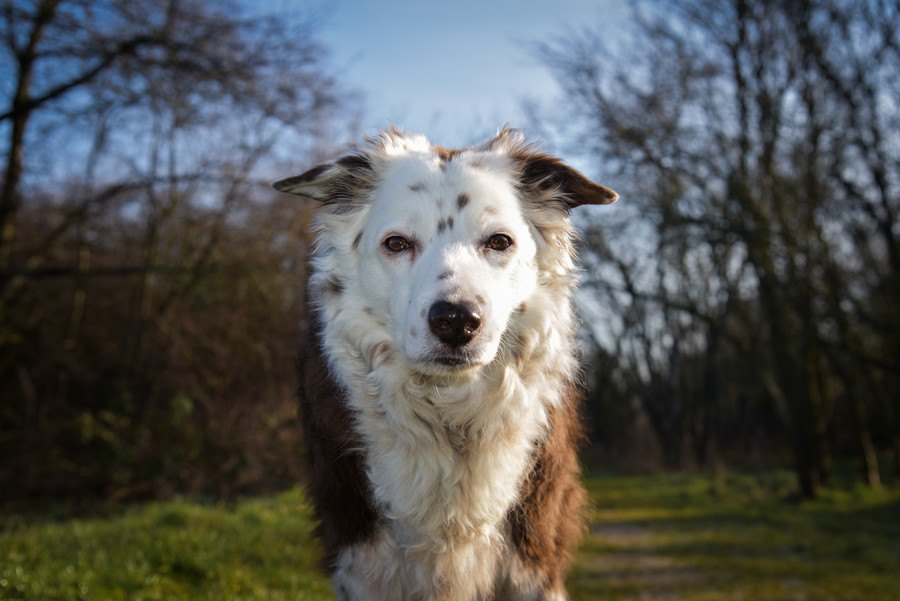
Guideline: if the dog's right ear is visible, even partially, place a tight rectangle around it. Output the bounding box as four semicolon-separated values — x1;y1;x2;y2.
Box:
272;154;372;203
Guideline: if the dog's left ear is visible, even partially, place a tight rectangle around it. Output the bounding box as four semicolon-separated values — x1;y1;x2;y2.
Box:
515;152;618;208
272;154;372;203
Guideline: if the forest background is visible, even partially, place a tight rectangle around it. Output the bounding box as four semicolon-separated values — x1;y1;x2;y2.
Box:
1;0;898;508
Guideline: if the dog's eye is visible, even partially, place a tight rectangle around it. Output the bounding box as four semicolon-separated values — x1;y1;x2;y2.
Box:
384;235;412;252
485;234;513;251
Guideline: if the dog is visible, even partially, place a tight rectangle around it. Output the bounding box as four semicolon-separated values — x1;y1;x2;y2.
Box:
273;128;617;601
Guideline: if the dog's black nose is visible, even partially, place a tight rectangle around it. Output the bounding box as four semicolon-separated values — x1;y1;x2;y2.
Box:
428;301;482;347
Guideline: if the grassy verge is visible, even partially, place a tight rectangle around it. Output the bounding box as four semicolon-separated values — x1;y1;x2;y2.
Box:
2;473;898;600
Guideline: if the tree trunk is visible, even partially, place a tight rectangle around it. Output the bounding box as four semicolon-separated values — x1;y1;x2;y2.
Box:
852;396;881;487
0;0;61;282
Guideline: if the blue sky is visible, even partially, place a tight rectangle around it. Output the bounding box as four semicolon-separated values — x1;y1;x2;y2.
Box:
264;1;629;146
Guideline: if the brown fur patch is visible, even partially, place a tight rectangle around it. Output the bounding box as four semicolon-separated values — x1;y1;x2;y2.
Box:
409;181;426;192
297;316;379;572
507;388;586;592
298;164;330;182
336;154;373;171
437;216;454;233
274;151;374;209
510;148;617;207
352;232;363;250
456;192;470;210
434;147;459;173
434;146;460;162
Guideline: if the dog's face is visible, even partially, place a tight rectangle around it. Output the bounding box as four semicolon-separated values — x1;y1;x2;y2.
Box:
358;153;541;373
274;129;616;375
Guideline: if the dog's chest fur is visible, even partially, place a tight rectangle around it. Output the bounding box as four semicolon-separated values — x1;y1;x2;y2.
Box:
325;297;567;540
318;271;576;599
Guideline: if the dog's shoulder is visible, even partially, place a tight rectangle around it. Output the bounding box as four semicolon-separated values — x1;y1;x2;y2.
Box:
298;315;378;570
507;385;586;590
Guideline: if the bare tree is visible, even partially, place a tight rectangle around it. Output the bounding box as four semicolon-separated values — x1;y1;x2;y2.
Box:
536;0;898;496
1;0;343;284
0;0;355;499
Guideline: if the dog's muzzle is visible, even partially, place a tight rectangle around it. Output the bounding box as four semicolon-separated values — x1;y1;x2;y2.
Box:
428;301;482;347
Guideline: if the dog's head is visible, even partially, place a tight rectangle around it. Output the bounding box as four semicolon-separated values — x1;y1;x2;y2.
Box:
274;129;616;376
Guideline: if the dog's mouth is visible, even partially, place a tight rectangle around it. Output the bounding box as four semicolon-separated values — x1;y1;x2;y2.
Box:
434;356;468;366
415;350;483;373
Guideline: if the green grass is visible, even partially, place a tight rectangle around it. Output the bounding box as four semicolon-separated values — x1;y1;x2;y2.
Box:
0;490;331;600
572;472;900;600
2;473;898;600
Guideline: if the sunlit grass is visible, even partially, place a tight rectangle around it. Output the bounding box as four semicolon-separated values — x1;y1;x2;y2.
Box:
0;490;331;600
2;473;898;600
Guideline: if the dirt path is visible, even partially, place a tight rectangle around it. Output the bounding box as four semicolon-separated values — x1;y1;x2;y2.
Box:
570;521;703;600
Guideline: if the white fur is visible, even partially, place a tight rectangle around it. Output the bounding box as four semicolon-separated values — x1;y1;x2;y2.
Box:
308;130;582;600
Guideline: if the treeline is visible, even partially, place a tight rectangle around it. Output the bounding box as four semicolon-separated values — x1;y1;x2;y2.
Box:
537;0;899;497
1;0;897;504
0;0;351;501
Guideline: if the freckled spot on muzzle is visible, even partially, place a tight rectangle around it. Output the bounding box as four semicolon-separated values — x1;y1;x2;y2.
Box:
437;216;454;233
